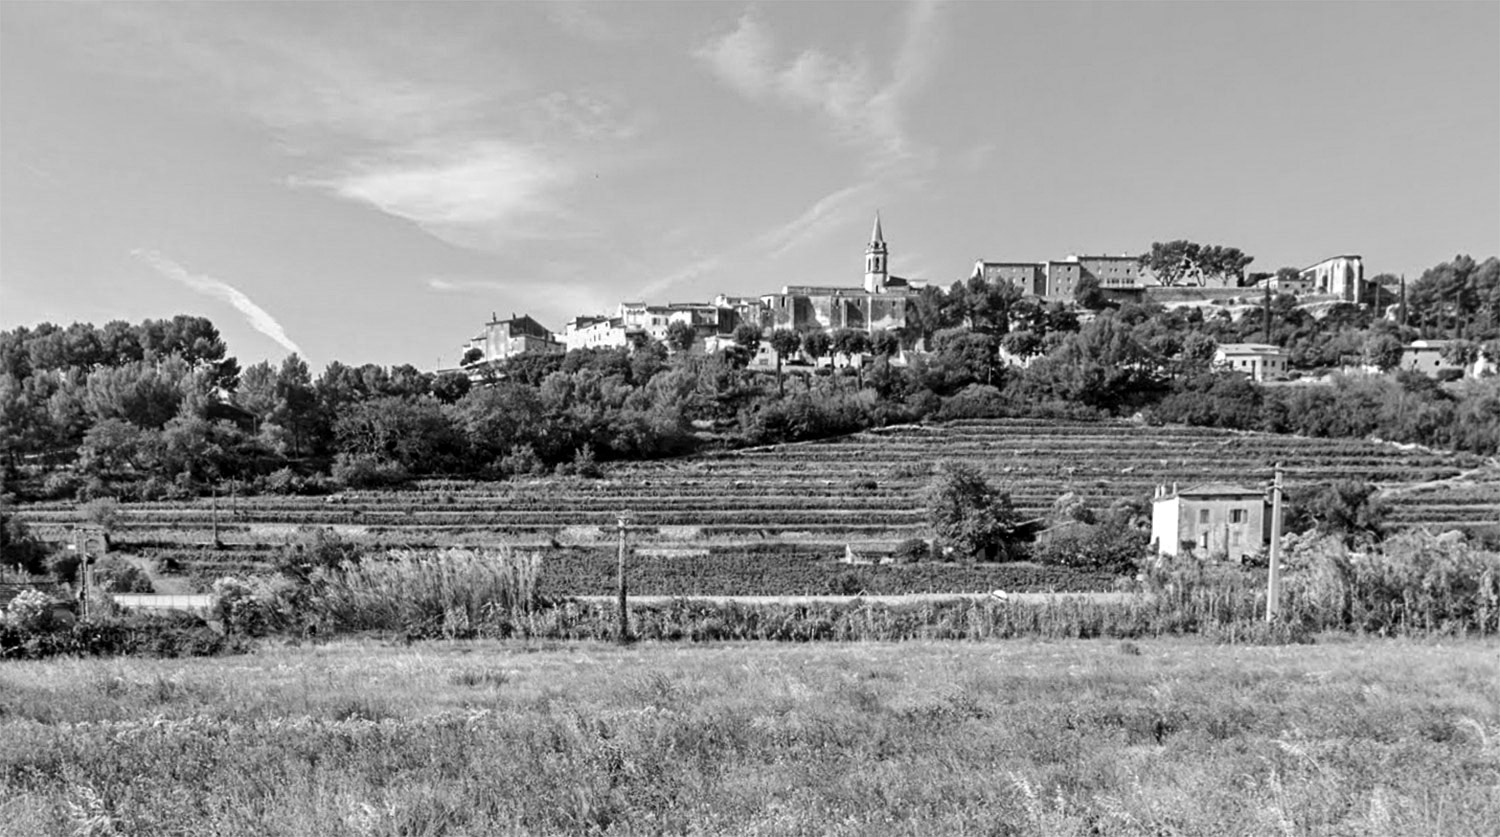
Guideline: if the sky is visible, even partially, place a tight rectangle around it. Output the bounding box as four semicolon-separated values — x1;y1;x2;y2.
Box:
2;2;1497;371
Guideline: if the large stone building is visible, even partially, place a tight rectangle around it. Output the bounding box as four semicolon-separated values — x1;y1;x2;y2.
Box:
973;262;1047;296
973;254;1150;302
465;313;563;363
1299;255;1365;301
1151;483;1272;563
759;215;923;334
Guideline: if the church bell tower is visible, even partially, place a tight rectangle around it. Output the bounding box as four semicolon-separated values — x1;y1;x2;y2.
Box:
864;212;888;294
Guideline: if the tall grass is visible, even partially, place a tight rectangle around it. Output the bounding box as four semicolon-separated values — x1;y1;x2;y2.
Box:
311;548;541;637
2;641;1496;836
1279;530;1500;635
251;531;1500;644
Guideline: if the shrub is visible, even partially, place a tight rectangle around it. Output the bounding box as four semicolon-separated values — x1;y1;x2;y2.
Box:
212;576;270;636
95;556;155;593
0;614;242;660
132;476;171;501
265;467;298;495
497;444;545;478
40;470;83;500
276;528;362;582
83;497;121;532
4;589;54;630
893;538;931;564
935;385;1008;420
826;570;867;595
1031;521;1147;574
1287;479;1387;546
331;453;409;489
925;461;1024;561
571;444;602;479
0;504;51;575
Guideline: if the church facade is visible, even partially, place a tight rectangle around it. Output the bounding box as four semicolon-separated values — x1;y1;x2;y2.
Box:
759;214;924;334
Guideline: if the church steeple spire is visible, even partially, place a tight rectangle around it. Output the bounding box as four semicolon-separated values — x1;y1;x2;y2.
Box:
865;212;888;293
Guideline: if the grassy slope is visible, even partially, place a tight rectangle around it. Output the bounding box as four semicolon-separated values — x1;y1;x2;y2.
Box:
2;639;1497;836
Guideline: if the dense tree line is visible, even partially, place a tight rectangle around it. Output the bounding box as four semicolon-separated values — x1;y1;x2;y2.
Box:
2;254;1498;500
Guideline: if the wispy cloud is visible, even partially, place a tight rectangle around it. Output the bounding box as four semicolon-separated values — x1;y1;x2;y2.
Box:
86;6;636;252
547;3;634;43
132;249;304;356
756;183;873;258
426;277;517;293
298;139;572;246
634;254;728;301
695;3;944;172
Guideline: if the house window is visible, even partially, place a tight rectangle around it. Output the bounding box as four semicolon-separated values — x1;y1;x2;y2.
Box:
1231;509;1246;524
1199;509;1210;524
1199;532;1210;549
1231;531;1242;546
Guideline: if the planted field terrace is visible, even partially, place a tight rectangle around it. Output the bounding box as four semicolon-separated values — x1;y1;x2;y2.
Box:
2;639;1498;836
17;419;1498;595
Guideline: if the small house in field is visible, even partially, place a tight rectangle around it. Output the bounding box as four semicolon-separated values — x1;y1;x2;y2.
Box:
1214;343;1288;382
1150;483;1270;563
1397;340;1474;378
842;542;901;565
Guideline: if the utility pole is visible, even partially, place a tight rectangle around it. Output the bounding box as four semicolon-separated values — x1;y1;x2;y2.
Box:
616;513;632;644
1265;465;1284;622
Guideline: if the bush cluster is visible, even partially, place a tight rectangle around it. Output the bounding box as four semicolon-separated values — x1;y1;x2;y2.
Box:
0;614;242;660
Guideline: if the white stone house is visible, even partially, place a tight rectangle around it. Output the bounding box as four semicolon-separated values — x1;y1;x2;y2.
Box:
1151;483;1271;563
1214;343;1288;381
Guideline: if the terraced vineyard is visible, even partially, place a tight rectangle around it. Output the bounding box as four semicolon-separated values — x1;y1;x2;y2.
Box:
17;418;1497;594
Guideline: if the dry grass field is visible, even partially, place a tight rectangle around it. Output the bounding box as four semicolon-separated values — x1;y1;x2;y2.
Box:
3;638;1497;836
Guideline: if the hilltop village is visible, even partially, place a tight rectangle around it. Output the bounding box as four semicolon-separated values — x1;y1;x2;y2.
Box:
460;215;1452;381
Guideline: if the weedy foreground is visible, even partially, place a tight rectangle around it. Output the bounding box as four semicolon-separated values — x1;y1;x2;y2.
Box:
2;638;1497;836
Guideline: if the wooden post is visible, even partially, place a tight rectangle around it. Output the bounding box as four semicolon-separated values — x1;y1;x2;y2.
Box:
210;483;220;545
616;513;631;644
1265;465;1284;622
